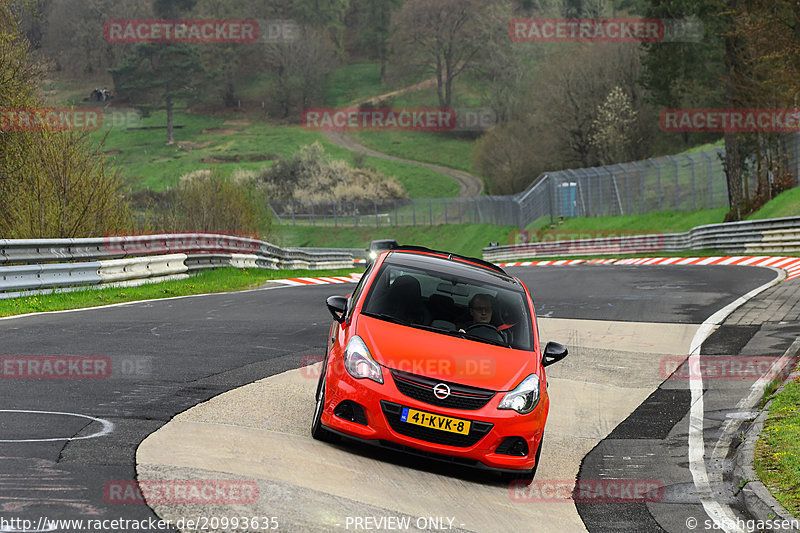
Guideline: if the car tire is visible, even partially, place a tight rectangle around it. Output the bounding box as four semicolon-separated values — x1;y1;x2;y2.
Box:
311;361;339;443
500;436;542;486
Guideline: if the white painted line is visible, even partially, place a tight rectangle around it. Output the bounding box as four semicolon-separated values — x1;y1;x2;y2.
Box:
0;284;288;322
0;410;114;443
687;268;784;533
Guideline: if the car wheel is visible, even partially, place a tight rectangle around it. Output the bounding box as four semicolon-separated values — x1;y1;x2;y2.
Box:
500;437;542;486
311;360;339;443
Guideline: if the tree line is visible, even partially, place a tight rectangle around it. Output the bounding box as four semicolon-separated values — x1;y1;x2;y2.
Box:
8;0;800;229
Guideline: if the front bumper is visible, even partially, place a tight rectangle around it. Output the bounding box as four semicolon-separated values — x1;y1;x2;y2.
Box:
320;366;548;472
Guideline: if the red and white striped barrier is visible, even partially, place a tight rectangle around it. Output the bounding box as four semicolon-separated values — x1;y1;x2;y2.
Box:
498;256;800;281
273;273;363;286
273;256;800;289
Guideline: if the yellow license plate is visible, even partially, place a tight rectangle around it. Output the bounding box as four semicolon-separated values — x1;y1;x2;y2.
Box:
400;408;471;435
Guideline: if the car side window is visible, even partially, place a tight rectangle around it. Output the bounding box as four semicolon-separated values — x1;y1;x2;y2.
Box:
346;263;373;320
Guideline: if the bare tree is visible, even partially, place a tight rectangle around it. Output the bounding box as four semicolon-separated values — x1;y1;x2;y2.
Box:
390;0;509;109
40;0;149;77
262;27;337;117
473;43;654;194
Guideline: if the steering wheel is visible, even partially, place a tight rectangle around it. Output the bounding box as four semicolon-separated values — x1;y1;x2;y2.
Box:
464;323;506;344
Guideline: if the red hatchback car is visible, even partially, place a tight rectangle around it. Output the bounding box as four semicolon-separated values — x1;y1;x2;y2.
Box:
311;246;567;482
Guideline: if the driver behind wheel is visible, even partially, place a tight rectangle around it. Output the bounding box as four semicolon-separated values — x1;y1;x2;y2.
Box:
458;293;494;332
468;293;494;324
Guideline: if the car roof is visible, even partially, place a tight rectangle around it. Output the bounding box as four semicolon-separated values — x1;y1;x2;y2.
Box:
383;247;517;287
370;239;399;246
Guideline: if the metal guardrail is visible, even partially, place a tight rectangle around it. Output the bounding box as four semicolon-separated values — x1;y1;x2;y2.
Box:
483;216;800;262
0;262;102;292
0;233;356;299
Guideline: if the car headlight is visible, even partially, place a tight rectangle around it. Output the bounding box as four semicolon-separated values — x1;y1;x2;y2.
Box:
344;336;383;384
498;374;540;414
369;251;378;260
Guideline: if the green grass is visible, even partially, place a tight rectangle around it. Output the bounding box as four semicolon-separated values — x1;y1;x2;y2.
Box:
91;109;459;197
749;187;800;220
352;131;477;174
532;208;728;234
755;374;800;517
274;223;518;259
324;62;388;107
388;71;485;109
0;267;355;317
683;139;724;154
42;76;114;106
492;249;758;263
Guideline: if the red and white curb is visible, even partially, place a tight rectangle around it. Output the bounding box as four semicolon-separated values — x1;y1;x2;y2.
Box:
497;256;800;281
273;273;363;286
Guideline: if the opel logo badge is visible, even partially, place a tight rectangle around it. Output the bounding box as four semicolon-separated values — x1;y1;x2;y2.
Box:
433;383;451;399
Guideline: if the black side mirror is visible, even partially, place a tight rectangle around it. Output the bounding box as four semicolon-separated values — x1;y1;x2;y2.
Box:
326;295;348;324
542;341;568;367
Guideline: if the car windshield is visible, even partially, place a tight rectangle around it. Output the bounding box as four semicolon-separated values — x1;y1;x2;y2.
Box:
361;261;534;351
371;241;397;251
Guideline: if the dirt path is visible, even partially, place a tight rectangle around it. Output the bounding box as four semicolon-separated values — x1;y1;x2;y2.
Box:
323;130;484;197
326;76;484;198
353;78;437;106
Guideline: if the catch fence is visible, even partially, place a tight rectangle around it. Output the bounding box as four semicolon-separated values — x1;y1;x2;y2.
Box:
270;134;800;228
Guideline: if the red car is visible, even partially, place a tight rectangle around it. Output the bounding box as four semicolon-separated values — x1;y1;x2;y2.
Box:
311;246;567;482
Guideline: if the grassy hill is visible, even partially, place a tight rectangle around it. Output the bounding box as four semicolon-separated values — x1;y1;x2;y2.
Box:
89;108;459;197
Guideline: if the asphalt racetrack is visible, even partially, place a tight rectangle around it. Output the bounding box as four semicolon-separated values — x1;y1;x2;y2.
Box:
0;264;784;532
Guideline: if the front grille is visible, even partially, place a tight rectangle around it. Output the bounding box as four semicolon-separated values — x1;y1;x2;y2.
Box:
378;440;479;466
390;370;495;410
380;401;493;448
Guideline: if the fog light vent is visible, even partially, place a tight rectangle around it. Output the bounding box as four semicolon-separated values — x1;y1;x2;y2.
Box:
334;400;368;425
495;437;529;456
